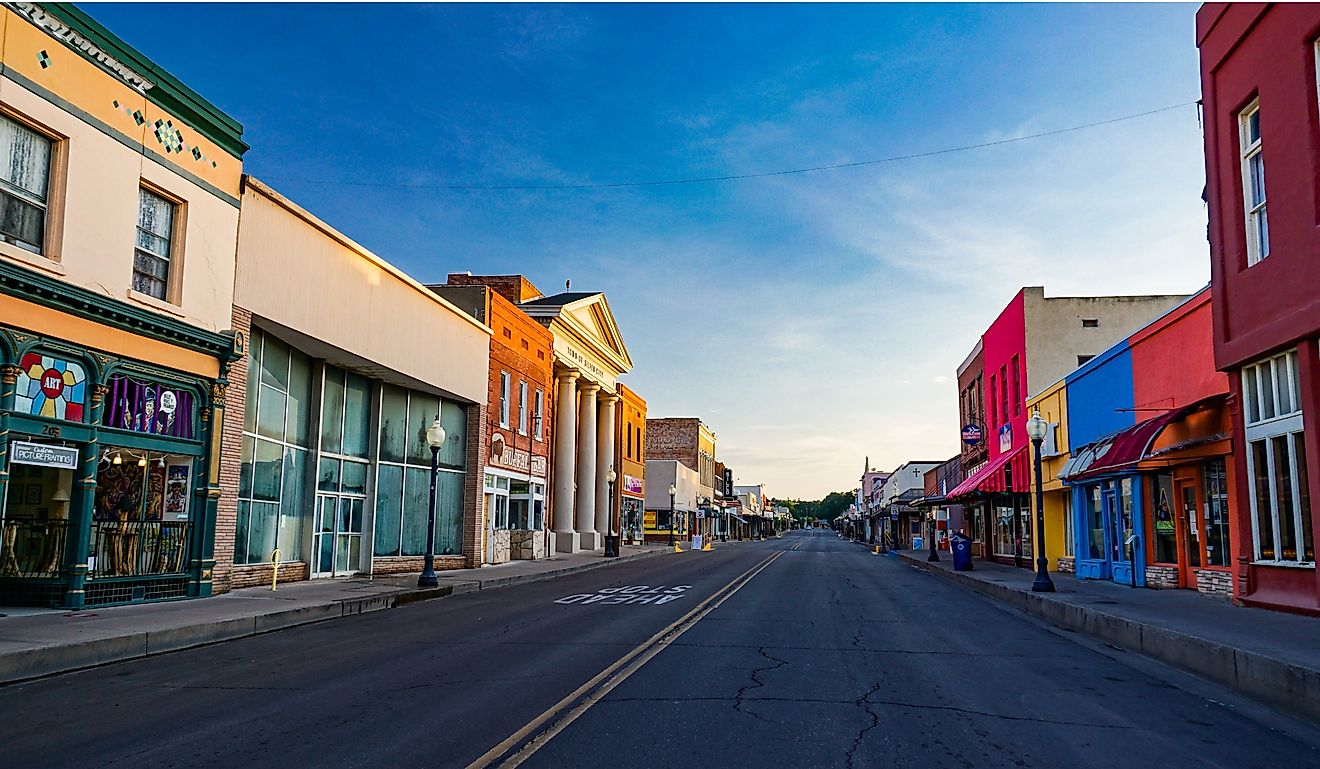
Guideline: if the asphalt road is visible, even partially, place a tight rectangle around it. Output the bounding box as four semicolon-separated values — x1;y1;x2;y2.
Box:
2;530;1318;769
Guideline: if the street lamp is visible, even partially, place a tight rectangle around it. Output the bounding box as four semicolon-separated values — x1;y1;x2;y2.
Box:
418;414;447;588
605;467;618;557
668;483;676;546
1026;407;1055;592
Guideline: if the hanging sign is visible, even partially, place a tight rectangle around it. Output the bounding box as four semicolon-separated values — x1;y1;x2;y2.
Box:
961;424;983;445
10;441;78;469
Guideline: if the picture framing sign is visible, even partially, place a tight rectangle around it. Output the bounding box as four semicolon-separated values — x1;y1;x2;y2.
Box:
10;441;78;470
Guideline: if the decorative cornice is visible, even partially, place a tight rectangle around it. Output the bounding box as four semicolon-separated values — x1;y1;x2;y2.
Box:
14;3;247;158
0;258;232;359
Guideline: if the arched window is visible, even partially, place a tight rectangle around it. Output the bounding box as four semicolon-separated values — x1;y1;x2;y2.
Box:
16;351;88;422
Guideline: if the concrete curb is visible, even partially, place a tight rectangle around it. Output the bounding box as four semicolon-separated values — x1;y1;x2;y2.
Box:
0;547;668;685
894;551;1320;725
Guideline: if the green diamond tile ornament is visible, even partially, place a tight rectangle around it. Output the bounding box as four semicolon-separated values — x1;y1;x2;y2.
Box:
37;50;50;69
191;147;202;160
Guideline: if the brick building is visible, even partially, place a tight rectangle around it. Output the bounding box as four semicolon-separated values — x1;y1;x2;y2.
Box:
430;276;556;564
646;417;717;539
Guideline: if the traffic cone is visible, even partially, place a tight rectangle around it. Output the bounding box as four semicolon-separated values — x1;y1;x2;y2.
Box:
873;545;880;555
673;543;684;553
702;542;713;551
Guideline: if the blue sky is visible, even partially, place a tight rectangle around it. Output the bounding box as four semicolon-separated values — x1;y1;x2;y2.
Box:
90;3;1208;499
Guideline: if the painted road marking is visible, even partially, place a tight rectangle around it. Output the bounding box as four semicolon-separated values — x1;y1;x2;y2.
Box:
554;585;692;606
466;551;783;769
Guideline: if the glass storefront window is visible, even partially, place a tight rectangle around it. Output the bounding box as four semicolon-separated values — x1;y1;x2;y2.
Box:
373;464;404;556
375;387;466;558
1086;486;1104;560
234;330;313;565
1118;479;1135;562
1152;473;1177;563
379;385;408;464
1202;459;1231;567
320;369;344;455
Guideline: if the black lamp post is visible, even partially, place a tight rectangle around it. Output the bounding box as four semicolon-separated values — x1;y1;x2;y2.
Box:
1027;407;1055;592
418;415;447;588
605;467;618;557
668;483;676;546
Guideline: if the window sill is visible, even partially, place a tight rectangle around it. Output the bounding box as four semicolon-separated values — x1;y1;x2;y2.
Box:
1250;559;1316;569
125;288;186;317
0;244;65;277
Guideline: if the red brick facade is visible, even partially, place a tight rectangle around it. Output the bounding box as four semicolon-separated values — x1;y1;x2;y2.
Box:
645;417;701;471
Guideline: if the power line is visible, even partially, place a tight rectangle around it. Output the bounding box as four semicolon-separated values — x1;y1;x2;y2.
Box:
267;101;1197;192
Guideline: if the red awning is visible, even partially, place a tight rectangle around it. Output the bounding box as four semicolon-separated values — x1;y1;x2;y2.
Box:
1061;395;1227;482
946;445;1027;500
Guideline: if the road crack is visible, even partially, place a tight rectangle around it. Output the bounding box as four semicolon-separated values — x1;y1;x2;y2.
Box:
733;646;790;723
844;682;884;769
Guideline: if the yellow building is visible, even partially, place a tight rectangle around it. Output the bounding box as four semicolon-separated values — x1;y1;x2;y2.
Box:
1027;379;1074;573
0;4;247;606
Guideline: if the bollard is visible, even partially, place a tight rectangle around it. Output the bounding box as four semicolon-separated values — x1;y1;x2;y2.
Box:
271;548;281;591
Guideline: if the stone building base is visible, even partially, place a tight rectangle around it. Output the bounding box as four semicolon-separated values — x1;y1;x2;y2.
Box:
511;530;547;560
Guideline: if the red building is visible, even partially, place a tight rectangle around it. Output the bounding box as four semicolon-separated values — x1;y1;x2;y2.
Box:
1198;3;1320;615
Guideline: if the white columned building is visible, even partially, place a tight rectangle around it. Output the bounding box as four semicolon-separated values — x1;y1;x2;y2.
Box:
523;292;633;553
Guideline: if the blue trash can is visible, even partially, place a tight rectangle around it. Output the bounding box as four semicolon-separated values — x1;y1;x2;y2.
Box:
951;533;973;571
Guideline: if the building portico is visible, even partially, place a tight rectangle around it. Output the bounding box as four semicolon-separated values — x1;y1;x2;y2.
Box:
522;292;633;553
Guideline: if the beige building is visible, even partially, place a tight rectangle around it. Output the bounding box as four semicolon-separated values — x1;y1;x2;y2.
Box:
217;178;490;590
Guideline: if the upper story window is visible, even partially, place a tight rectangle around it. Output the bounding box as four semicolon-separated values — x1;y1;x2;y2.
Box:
1242;351;1299;427
1239;101;1269;266
134;188;177;300
534;389;544;441
498;371;510;428
1011;356;1022;416
517;380;528;435
0;113;52;255
988;374;998;428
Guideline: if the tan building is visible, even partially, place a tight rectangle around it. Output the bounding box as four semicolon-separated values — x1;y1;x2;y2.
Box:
218;179;490;590
646;417;718;537
615;383;646;544
0;3;247;607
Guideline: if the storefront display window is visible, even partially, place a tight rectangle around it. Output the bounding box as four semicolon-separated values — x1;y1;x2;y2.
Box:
1202;459;1232;567
235;330;313;565
1117;478;1135;561
1242;351;1313;563
16;352;86;422
104;373;196;439
1087;486;1104;560
1152;473;1177;563
1061;495;1074;557
375;385;466;557
90;450;193;578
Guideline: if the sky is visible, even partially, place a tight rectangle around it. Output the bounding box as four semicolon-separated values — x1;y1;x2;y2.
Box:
89;2;1209;500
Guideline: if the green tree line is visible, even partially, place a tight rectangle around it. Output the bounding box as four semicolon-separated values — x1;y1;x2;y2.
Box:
770;490;855;523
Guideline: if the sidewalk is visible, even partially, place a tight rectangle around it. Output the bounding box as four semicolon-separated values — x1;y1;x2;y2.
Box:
0;543;669;685
889;548;1320;724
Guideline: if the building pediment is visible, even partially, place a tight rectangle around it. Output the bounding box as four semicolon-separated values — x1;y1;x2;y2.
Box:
523;292;633;380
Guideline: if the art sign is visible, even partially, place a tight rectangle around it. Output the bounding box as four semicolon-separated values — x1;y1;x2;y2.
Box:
16;353;87;422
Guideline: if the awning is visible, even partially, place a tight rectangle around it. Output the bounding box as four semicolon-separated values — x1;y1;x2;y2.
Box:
1061;395;1227;483
946;445;1027;500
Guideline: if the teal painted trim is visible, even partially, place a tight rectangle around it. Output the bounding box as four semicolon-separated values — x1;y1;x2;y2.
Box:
7;413;95;442
0;258;234;359
95;426;204;455
0;66;241;208
34;3;247;158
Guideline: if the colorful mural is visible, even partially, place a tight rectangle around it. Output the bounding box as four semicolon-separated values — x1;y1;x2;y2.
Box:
15;352;87;421
103;373;196;439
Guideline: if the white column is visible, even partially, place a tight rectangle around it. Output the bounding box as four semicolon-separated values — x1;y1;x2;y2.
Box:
575;383;601;549
595;392;618;539
553;370;580;553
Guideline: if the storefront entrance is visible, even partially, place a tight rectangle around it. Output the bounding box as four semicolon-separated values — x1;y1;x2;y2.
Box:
1075;476;1143;586
312;493;363;577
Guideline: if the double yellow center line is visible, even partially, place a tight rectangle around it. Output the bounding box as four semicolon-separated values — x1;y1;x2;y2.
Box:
465;550;784;769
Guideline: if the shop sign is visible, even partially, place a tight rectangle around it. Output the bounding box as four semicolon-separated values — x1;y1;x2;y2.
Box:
723;468;733;497
490;433;547;477
998;424;1013;454
10;441;78;469
623;474;643;495
961;424;983;445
